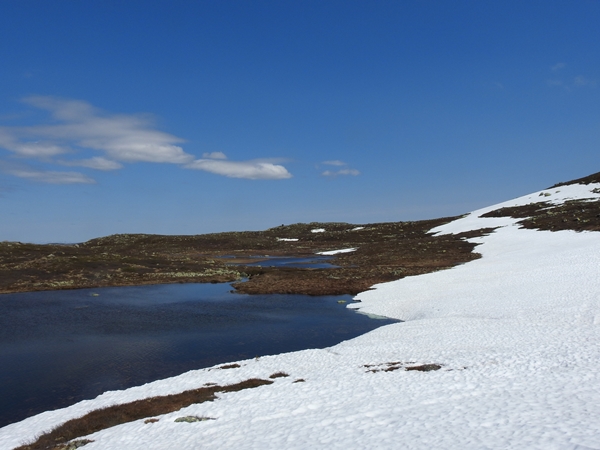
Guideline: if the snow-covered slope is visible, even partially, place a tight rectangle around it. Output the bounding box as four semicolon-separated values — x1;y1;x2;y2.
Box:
3;183;600;450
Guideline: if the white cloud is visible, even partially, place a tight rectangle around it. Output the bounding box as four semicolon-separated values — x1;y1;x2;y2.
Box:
186;158;292;180
0;128;69;157
24;95;96;121
322;160;347;166
547;75;597;90
319;160;360;177
322;168;360;177
6;141;68;157
202;151;227;160
59;156;123;171
2;96;194;164
5;167;95;184
0;96;293;183
546;63;597;90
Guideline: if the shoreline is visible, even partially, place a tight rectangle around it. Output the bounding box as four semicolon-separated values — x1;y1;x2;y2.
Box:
0;218;485;297
3;182;600;449
6;217;600;449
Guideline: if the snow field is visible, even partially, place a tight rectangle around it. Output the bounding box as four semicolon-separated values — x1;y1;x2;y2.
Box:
2;183;600;449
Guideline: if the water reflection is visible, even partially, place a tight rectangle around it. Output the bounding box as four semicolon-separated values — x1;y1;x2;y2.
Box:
0;283;396;428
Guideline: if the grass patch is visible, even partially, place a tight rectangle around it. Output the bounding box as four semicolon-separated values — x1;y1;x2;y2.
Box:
269;372;289;379
405;364;442;372
53;440;93;450
15;378;272;450
481;199;600;232
217;363;241;370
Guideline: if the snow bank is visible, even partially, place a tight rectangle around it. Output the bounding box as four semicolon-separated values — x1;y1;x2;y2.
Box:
3;183;600;449
316;247;357;255
432;183;600;236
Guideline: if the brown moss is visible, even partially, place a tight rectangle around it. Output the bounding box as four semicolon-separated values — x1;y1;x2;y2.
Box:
217;363;241;370
550;171;600;188
0;216;492;296
268;372;289;379
481;199;600;232
15;378;272;450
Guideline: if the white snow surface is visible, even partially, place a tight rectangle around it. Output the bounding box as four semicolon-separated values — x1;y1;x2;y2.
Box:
311;228;326;233
3;183;600;449
276;238;299;241
316;247;357;255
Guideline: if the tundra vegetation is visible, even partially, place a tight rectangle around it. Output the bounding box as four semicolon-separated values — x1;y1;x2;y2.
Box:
2;185;599;298
5;171;600;450
0;217;492;296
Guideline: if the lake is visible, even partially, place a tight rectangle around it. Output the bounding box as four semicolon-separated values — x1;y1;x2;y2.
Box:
0;282;396;428
223;254;338;268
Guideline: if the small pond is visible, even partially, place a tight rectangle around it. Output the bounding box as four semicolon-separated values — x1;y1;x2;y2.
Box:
0;283;396;428
223;254;338;269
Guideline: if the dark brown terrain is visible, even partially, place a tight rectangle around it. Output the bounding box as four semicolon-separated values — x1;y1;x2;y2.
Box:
481;170;600;232
2;171;599;297
0;217;491;296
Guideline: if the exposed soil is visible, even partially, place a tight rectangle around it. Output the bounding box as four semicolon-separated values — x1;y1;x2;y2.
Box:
0;217;492;296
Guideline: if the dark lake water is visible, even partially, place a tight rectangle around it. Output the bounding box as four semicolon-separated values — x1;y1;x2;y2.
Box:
0;283;396;428
225;255;337;269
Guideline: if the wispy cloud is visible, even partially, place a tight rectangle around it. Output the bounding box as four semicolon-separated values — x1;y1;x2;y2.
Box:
322;168;360;177
574;75;597;87
546;64;596;90
322;160;347;167
319;160;360;177
59;156;123;171
186;152;292;180
202;151;227;160
0;96;192;164
0;128;69;157
3;166;95;184
21;96;193;164
0;96;294;183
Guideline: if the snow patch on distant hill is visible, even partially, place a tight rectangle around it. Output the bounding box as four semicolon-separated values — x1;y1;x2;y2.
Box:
316;248;356;255
432;183;600;235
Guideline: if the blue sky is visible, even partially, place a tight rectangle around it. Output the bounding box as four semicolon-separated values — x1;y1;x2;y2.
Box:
1;1;599;243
